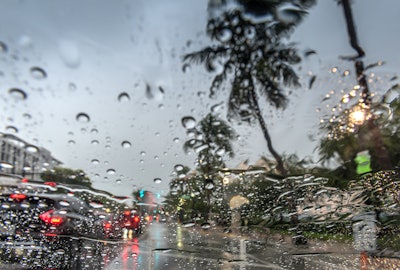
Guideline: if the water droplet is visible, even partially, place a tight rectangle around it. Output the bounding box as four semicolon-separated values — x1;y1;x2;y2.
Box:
91;140;99;145
76;113;90;123
18;35;32;48
116;179;122;184
173;137;180;143
216;28;232;43
25;145;39;153
216;148;226;156
277;8;303;25
118;92;130;102
181;116;196;129
68;82;77;91
182;63;191;73
174;164;184;172
122;141;131;148
68;140;76;145
0;162;13;169
23;113;32;119
30;66;47;79
9;88;27;100
107;169;116;175
58;40;81;68
145;83;164;101
60;201;70;207
5;126;18;133
205;180;214;190
91;159;100;164
154;178;162;184
201;222;211;229
0;41;8;53
140;151;146;156
91;128;98;134
183;222;196;228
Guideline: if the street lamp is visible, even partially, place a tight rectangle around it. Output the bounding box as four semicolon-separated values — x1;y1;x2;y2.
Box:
349;105;369;126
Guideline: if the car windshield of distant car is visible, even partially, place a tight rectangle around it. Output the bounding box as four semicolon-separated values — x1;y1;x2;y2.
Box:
1;0;400;269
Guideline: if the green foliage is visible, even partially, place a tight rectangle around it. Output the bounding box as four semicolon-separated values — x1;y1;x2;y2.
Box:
41;167;92;188
183;113;235;175
318;88;400;176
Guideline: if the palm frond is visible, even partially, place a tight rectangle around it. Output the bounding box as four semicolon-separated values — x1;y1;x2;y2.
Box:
210;60;233;97
183;46;229;64
279;63;301;88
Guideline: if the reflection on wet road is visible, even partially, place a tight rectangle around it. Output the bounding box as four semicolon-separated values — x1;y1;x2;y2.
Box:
77;221;400;270
1;221;382;269
103;222;360;270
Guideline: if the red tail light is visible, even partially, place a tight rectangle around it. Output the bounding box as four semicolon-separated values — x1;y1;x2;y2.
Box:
44;181;57;187
124;210;131;216
10;193;27;201
104;222;112;229
133;216;140;223
39;210;64;226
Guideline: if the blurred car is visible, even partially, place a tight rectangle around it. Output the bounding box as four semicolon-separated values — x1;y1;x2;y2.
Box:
98;211;124;239
0;191;105;269
121;209;143;236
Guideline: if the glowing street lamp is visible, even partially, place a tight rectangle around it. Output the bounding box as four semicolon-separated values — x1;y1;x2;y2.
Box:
350;108;366;126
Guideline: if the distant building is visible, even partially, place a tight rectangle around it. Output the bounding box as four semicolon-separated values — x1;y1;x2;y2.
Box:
0;132;62;180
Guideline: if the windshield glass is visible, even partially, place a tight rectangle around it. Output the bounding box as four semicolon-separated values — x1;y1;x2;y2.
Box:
1;0;400;269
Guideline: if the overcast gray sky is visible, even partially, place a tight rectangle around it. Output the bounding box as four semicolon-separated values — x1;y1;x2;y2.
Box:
1;0;399;199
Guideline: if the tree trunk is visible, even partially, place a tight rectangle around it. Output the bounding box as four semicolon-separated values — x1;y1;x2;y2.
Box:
250;88;287;177
341;0;392;170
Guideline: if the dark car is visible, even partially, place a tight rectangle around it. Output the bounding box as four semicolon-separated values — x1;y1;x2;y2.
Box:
98;211;124;239
121;209;143;237
0;192;105;269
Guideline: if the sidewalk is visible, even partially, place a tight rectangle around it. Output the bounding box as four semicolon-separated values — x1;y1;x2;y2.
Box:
188;224;400;269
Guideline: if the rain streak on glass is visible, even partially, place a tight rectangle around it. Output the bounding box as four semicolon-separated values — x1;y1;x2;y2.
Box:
9;88;27;100
76;112;90;123
118;92;130;102
181;116;196;129
121;141;131;148
30;66;47;79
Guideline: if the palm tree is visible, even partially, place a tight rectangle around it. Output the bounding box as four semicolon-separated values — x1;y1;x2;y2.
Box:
183;113;235;211
183;113;235;175
184;0;315;176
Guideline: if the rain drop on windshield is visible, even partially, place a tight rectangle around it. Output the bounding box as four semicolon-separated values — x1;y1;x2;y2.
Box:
76;113;90;123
